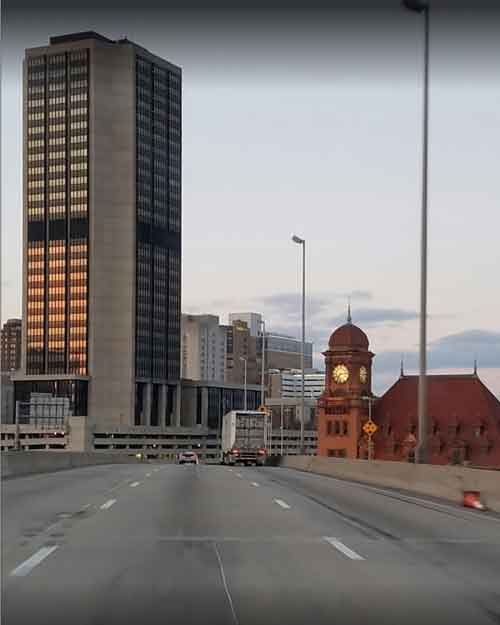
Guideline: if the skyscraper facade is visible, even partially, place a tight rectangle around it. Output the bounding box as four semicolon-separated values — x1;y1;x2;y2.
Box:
15;32;182;426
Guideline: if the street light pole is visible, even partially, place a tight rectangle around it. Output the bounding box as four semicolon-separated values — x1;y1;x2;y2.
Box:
240;356;247;411
292;234;306;454
403;0;429;464
260;319;266;408
260;319;270;451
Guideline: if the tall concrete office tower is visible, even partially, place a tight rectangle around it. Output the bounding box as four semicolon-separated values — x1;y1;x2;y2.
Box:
15;32;182;427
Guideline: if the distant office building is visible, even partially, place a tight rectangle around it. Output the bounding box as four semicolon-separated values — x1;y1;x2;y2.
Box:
180;379;261;429
223;319;258;386
268;369;325;400
258;332;313;371
1;372;15;424
265;397;317;431
181;314;226;382
1;319;22;371
228;312;262;337
15;32;182;426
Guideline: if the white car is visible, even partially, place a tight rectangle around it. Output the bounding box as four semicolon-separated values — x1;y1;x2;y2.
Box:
178;451;199;465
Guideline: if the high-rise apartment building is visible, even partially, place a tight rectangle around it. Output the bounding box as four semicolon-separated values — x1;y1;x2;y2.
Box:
223;319;258;385
15;32;182;426
228;312;314;373
268;369;325;399
228;312;262;337
1;319;22;371
181;314;226;382
258;332;313;371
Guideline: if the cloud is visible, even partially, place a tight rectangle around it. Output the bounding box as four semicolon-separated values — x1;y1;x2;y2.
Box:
374;329;500;375
348;290;372;301
260;292;331;319
429;329;500;369
330;307;418;327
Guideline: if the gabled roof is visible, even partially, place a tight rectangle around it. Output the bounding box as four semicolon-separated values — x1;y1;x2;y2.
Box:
374;374;500;427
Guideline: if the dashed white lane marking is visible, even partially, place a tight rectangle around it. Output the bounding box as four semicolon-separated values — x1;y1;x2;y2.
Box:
274;499;291;510
235;473;242;478
228;469;233;472
324;537;365;561
10;546;59;577
251;482;259;487
82;503;91;509
146;473;152;477
214;543;239;625
100;499;117;510
153;468;159;472
130;481;140;488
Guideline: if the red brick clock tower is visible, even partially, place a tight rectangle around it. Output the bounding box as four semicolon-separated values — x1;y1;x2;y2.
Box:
317;310;374;458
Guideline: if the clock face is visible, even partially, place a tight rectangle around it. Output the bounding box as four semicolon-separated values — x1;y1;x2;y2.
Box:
332;364;349;384
359;366;368;384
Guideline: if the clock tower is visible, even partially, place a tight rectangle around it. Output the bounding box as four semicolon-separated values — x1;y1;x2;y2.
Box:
317;308;374;458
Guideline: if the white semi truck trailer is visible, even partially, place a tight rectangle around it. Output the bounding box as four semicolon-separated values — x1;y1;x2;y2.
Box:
221;410;270;466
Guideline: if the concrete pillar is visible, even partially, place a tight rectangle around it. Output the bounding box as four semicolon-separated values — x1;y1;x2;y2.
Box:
67;416;93;451
174;383;182;427
201;387;208;428
159;384;168;427
143;383;152;426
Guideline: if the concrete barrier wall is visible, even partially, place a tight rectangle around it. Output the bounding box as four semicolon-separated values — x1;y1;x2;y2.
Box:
281;456;500;513
1;451;140;479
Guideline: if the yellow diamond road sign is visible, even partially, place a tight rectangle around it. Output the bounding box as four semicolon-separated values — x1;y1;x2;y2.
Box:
363;420;378;436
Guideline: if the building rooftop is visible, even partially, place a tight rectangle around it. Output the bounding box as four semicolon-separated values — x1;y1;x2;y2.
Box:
42;31;181;74
49;32;114;46
375;374;500;426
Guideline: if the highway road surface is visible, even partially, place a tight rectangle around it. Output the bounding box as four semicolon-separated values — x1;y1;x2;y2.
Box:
3;462;500;625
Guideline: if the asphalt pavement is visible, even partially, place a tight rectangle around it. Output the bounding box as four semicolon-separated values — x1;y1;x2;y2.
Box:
2;462;500;625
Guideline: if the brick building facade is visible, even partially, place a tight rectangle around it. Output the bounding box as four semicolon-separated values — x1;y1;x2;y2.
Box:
317;318;500;467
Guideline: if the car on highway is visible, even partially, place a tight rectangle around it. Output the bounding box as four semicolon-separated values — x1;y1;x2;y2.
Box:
178;451;199;465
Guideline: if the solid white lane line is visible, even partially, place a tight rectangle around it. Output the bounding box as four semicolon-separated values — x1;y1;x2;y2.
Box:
274;499;291;510
100;499;116;510
10;546;59;577
251;482;260;487
214;543;239;625
324;537;365;561
130;481;140;488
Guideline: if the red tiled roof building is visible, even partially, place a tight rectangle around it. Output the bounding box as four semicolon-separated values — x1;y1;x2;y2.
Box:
317;316;500;468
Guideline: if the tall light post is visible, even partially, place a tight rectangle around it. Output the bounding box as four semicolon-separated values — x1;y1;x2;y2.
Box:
403;0;429;464
260;319;266;408
240;356;247;411
291;234;306;454
259;319;270;451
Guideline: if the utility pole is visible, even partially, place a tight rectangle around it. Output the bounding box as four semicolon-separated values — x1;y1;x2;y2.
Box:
292;234;306;454
403;0;430;464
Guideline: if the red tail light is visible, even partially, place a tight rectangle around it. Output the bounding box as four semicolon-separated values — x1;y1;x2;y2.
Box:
257;448;267;455
232;448;240;455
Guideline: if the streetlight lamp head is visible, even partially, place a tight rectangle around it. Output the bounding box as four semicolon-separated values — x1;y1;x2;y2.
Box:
292;234;304;244
402;0;428;12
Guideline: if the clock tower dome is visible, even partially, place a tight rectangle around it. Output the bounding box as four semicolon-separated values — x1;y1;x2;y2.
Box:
317;307;374;458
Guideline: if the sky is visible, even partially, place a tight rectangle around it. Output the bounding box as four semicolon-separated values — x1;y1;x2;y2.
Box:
1;0;499;396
